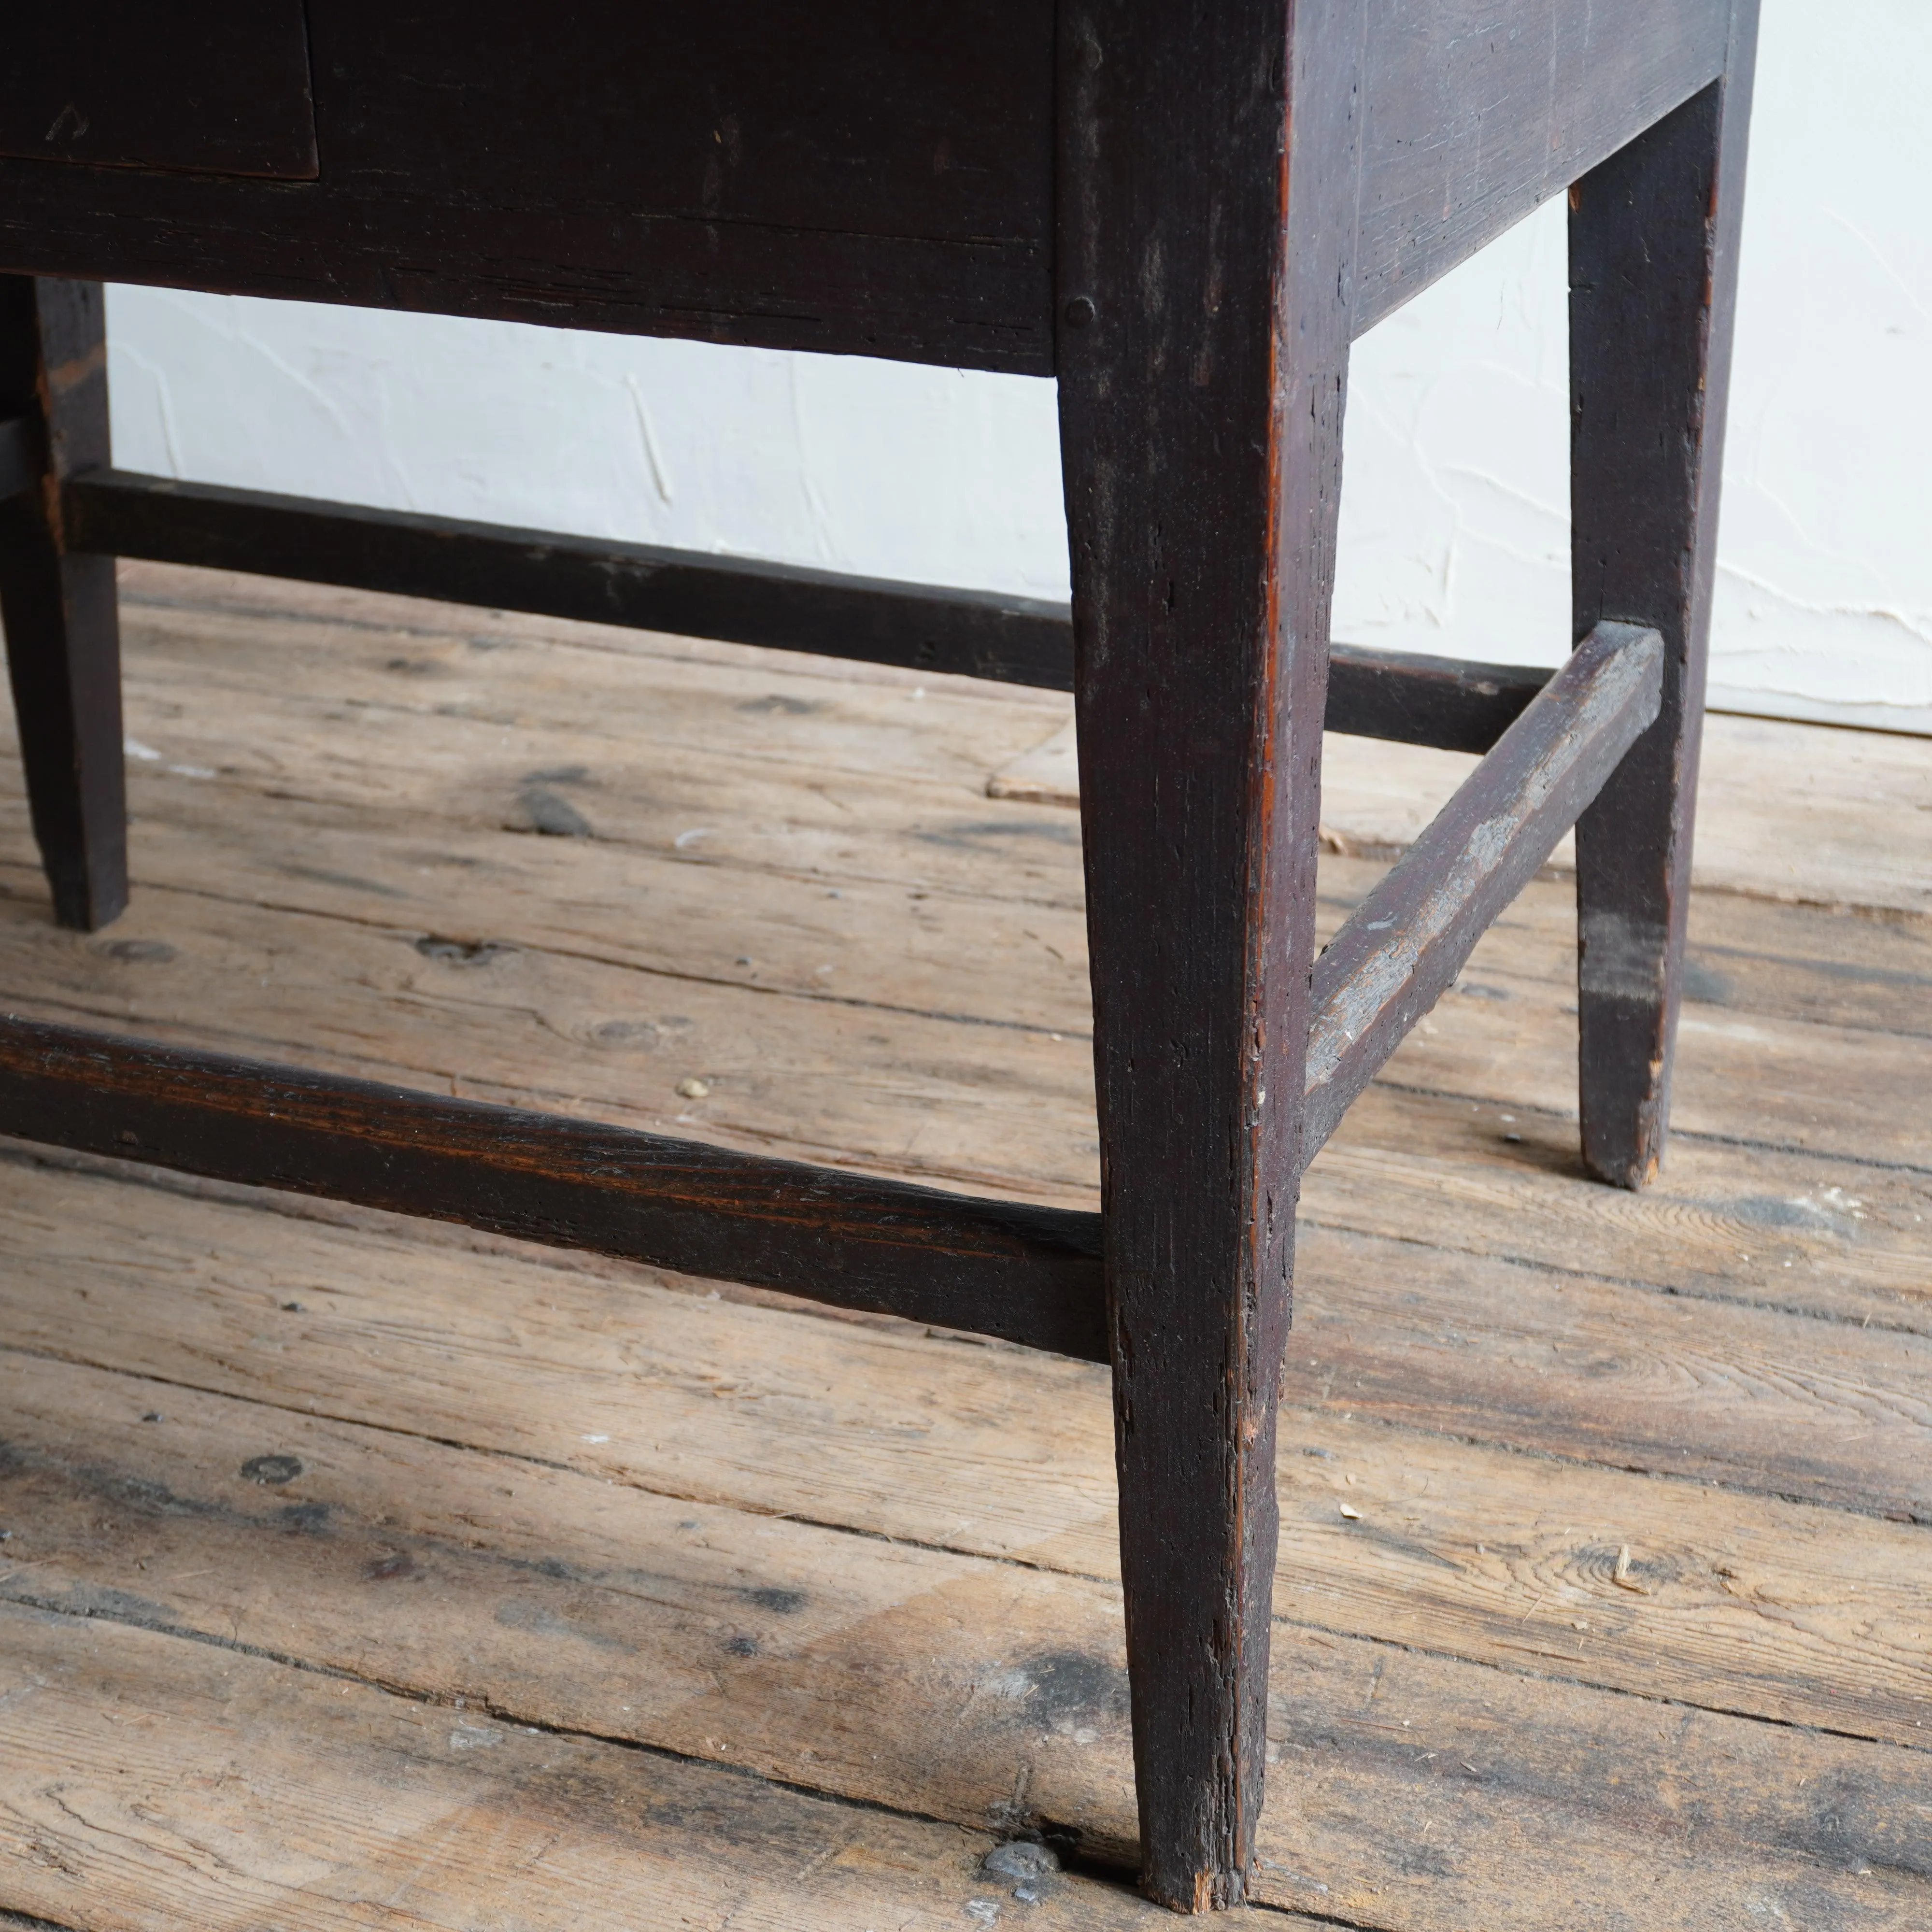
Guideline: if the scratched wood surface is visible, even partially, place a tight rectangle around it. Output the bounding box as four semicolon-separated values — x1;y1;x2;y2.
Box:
0;0;1730;371
2;565;1929;1930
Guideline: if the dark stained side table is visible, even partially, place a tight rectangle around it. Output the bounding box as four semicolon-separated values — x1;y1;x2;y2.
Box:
0;0;1758;1910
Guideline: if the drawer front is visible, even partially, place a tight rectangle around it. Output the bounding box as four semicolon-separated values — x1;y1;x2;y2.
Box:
0;2;317;179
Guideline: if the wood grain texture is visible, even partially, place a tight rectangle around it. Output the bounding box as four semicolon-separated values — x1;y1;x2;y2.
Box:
1055;0;1363;1900
1304;623;1661;1160
986;698;1932;920
2;574;1924;1303
3;621;1925;1225
70;469;1553;752
1353;0;1731;333
1571;8;1761;1187
0;0;1732;369
0;1331;1924;1779
4;1209;1932;1928
0;1014;1107;1359
66;469;1081;692
0;1605;1227;1932
9;1133;1929;1555
4;1134;1929;1584
0;275;124;930
2;838;1924;1228
0;568;1924;1928
0;0;1056;372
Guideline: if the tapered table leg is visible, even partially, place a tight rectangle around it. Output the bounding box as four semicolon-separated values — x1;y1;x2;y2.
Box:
1569;4;1760;1187
1056;0;1360;1908
0;275;126;931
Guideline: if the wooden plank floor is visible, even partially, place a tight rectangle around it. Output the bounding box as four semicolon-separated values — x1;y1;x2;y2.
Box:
2;563;1929;1932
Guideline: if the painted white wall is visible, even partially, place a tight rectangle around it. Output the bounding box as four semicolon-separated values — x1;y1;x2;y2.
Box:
104;0;1930;731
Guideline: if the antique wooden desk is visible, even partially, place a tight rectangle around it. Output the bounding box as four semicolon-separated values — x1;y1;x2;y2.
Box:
0;0;1757;1911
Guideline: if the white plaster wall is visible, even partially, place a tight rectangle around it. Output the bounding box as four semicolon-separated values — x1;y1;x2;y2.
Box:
1330;0;1932;733
104;0;1930;731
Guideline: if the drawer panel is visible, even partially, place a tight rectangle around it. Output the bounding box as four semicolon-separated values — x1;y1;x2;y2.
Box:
0;2;317;179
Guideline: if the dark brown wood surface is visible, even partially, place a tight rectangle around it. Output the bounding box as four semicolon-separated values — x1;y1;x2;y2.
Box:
0;0;1733;369
0;1014;1107;1362
0;0;1055;373
0;275;124;930
1303;624;1662;1163
0;1;317;179
1571;3;1761;1187
65;465;1548;749
1323;640;1550;753
1352;0;1729;331
0;411;34;498
66;469;1079;692
1056;0;1363;1904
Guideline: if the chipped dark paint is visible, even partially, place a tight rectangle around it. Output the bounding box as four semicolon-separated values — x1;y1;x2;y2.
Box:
0;5;1765;1916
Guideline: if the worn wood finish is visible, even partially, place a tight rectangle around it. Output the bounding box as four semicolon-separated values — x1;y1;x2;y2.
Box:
69;469;1550;752
6;1343;1932;1931
0;574;1920;1931
5;1335;1930;1801
0;0;1057;374
9;592;1923;1220
1571;11;1760;1189
0;1607;1229;1932
1056;0;1361;1904
93;561;1932;929
5;815;1926;1215
9;1140;1932;1656
0;0;1773;1906
66;469;1080;691
1352;0;1730;331
0;1014;1107;1360
1325;641;1549;753
0;275;124;931
0;0;1733;368
1303;624;1662;1161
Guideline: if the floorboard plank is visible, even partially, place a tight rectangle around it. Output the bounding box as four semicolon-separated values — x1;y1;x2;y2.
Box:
11;1145;1932;1530
2;567;1927;1930
5;1159;1932;1731
3;1354;1929;1930
1;824;1925;1212
0;1604;1214;1932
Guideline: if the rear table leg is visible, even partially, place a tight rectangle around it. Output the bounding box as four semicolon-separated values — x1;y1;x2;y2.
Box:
1056;0;1360;1907
1569;7;1759;1187
0;275;126;931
